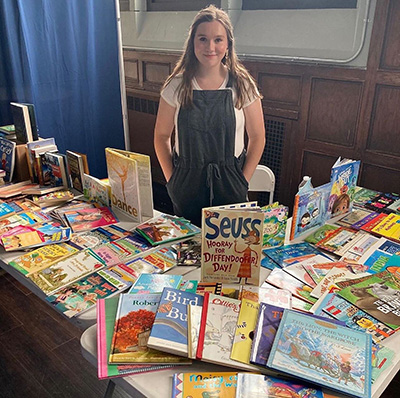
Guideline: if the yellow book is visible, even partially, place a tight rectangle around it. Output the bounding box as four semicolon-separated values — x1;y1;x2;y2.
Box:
230;298;260;365
372;213;400;241
8;242;80;276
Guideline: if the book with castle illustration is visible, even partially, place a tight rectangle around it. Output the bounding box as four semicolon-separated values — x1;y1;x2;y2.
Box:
201;202;263;285
105;148;153;223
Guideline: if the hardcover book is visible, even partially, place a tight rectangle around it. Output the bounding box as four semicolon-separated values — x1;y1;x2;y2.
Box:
236;373;324;398
8;241;79;276
109;293;191;364
314;226;359;253
337;272;400;330
10;102;34;144
96;297;171;379
337;208;373;227
128;273;183;294
187;304;203;359
371;213;400;242
352;187;381;208
25;137;57;182
249;302;284;366
147;287;203;356
267;309;372;398
0;137;16;182
201;204;263;285
365;192;400;213
66;150;89;192
304;224;339;245
28;248;106;295
43;151;70;188
261;202;288;248
46;268;130;318
196;292;255;370
238;285;292;308
172;372;237;398
105;148;153;222
82;173;110;206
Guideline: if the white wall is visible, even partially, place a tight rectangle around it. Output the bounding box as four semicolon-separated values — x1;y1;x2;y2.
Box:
121;0;376;67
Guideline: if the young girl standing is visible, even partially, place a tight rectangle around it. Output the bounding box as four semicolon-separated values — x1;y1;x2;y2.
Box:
154;5;266;226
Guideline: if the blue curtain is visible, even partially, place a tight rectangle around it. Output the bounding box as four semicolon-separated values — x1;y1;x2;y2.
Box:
0;0;125;178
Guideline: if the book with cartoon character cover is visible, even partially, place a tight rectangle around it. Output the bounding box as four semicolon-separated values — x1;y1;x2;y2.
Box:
172;372;238;398
201;203;263;285
261;202;288;248
147;287;203;356
196;292;256;370
267;309;372;398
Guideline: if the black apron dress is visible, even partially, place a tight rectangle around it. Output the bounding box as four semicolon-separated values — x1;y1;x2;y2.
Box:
166;78;248;226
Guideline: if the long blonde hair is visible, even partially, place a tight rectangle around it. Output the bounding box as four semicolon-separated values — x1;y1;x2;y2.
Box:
163;5;262;109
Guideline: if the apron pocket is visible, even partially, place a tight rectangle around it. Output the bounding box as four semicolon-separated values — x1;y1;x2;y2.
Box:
234;157;249;189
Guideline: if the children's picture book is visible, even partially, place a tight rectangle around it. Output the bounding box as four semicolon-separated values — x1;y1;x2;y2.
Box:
31;190;74;208
265;268;316;304
337;272;400;330
249;302;285;366
238;284;292;308
196;292;255;370
140;246;178;272
109;293;191;364
128;273;183;294
171;236;202;267
328;157;361;218
25;137;57;182
336;208;373;227
8;241;79;276
365;192;400;214
46;268;129;318
187;304;203;359
172;372;237;398
236;373;324;398
290;181;332;240
0;137;16;182
0;181;38;199
352;212;387;232
66;150;89;193
96;297;171;379
7;198;41;214
267;309;372;398
336;233;380;264
105;148;153;222
118;257;161;280
147;287;203;356
0;202;16;220
230;298;260;365
82;173;110;207
352;186;381;208
261;202;288;248
321;293;394;343
314;226;359;253
43;151;70;188
304;223;340;245
283;262;317;288
201;204;264;285
371;213;400;242
63;206;118;233
0;124;15;137
136;213;200;246
28;249;106;295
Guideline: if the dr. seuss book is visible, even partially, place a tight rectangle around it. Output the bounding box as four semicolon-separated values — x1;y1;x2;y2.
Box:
261;202;288;248
267;309;372;398
109;293;191;364
46;268;130;318
128;273;182;294
249;303;284;366
328;157;361;218
201;205;263;285
337;272;400;330
196;292;255;370
97;297;171;379
230;298;260;365
236;373;324;398
105;148;153;222
290;181;332;240
172;372;237;398
28;249;106;295
63;206;118;233
135;213;200;246
8;241;79;276
0;137;16;182
147;287;203;356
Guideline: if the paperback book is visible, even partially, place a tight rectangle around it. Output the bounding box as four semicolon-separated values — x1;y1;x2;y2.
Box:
267;309;372;398
109;293;191;364
147;287;203;356
82;173;110;206
371;213;400;242
261;202;288;248
43;151;70;188
201;203;263;285
10;102;37;144
304;224;339;245
238;284;292;308
0;137;16;182
66;150;89;192
128;273;183;294
365;192;400;214
353;187;381;208
187;304;203;359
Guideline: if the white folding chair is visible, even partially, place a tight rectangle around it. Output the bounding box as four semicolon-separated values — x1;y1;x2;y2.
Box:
248;164;275;205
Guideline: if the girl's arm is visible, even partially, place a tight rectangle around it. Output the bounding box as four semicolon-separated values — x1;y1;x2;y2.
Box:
242;98;266;182
154;97;176;182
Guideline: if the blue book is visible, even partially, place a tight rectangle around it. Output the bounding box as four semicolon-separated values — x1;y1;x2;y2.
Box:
267;309;372;398
147;287;203;356
128;273;183;294
0;202;15;219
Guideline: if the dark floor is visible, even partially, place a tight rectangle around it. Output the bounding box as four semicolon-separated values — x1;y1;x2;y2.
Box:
1;269;400;398
0;270;131;398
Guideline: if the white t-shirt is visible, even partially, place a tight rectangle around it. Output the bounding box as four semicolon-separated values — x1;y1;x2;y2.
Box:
161;73;258;157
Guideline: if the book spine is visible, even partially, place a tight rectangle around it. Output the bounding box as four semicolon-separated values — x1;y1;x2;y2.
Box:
196;291;210;360
96;298;107;379
289;194;300;241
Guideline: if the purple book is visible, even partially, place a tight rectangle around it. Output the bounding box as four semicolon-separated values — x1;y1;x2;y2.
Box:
351;211;379;230
249;303;284;366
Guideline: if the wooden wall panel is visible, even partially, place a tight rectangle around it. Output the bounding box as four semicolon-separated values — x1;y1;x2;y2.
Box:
380;0;400;70
306;78;363;147
301;151;337;188
367;85;400;156
259;73;302;106
360;163;400;192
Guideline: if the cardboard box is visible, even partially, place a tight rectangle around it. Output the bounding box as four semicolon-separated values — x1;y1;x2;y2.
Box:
13;144;31;182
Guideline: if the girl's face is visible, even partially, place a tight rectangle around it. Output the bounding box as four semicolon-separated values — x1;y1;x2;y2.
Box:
194;21;228;70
